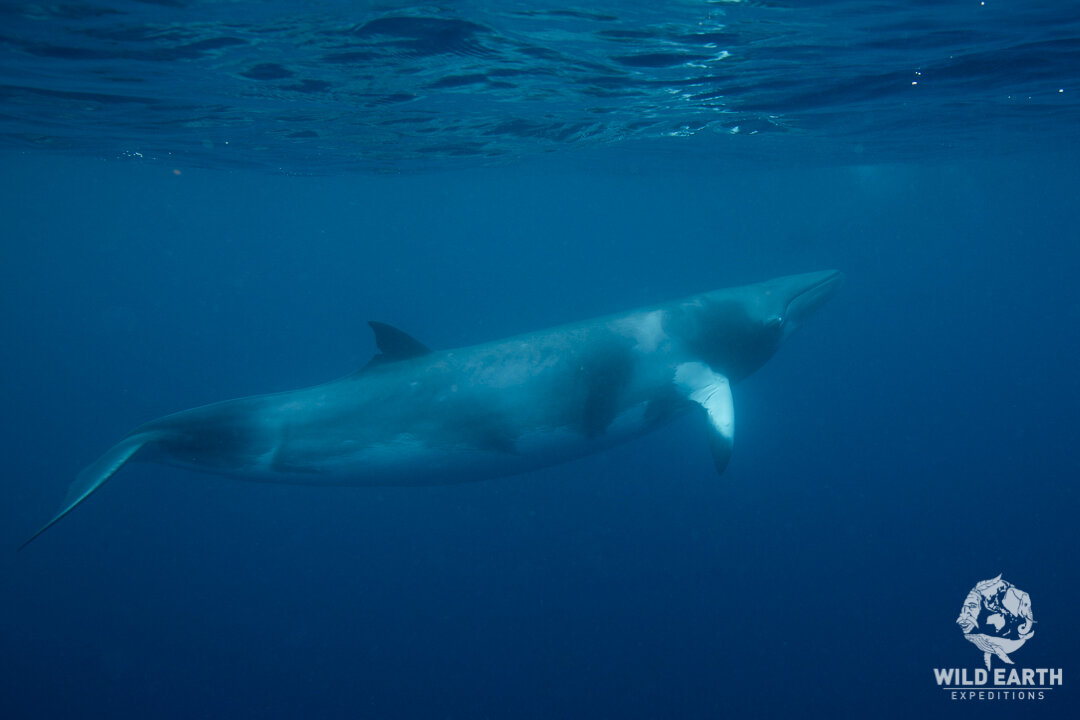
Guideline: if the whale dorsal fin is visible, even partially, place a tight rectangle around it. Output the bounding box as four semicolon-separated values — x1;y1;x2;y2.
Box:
674;361;734;475
364;321;432;370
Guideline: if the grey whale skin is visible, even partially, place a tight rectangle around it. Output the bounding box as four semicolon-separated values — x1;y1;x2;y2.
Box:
23;270;842;547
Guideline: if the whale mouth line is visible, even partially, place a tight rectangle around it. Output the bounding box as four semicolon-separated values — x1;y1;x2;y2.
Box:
784;270;844;319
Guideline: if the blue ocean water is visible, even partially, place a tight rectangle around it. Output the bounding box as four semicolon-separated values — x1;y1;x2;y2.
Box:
2;1;1078;718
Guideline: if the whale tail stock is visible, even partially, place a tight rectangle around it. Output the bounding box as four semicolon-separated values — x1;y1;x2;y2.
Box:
19;432;156;550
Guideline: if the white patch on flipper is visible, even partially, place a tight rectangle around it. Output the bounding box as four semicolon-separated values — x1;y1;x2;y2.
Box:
674;361;734;441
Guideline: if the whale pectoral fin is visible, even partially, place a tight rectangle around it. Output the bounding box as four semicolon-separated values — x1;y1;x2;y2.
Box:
19;432;153;550
675;362;734;475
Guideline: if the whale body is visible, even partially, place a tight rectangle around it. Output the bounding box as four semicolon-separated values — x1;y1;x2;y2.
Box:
22;270;843;547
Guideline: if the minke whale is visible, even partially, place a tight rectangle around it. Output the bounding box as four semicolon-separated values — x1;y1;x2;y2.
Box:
22;270;842;548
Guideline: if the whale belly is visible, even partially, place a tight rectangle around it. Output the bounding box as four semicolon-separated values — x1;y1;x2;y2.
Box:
238;400;663;486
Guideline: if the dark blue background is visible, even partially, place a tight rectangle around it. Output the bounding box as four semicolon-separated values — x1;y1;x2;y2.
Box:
2;149;1078;717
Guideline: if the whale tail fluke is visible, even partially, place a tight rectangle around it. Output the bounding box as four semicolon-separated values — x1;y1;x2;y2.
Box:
19;432;154;550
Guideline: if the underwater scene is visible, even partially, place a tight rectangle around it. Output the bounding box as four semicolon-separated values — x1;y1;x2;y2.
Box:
2;1;1078;718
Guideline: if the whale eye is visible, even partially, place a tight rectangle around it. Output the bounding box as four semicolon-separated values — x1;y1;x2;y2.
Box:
766;315;783;330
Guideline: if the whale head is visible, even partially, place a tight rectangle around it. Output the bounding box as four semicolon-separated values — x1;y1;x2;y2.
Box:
670;270;844;381
760;269;845;342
